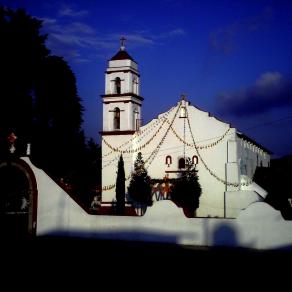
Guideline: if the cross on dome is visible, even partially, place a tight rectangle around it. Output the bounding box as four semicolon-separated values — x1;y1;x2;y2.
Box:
120;36;126;51
181;93;187;101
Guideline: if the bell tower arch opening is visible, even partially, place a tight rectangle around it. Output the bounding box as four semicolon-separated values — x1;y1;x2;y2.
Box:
115;77;121;94
113;107;121;130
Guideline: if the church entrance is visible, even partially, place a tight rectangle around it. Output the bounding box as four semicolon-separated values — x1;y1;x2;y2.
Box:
0;159;37;238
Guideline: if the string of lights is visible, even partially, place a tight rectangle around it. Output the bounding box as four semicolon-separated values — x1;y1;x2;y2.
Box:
185;106;252;187
144;100;182;168
102;101;182;191
166;118;231;149
102;100;278;191
101;106;175;158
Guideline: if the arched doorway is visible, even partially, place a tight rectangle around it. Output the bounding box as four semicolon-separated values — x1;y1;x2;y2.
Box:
0;159;37;238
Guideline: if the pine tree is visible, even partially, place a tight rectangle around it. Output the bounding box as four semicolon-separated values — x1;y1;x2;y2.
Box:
116;154;125;215
170;158;202;217
128;152;152;207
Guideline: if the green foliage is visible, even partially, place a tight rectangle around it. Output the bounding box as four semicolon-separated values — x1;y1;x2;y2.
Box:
170;158;201;217
128;152;152;206
116;155;125;215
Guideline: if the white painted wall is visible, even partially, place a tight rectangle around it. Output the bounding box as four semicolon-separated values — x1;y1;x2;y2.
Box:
22;157;291;250
101;100;270;218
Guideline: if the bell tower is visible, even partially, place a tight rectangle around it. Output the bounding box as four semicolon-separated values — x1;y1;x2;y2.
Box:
101;37;143;134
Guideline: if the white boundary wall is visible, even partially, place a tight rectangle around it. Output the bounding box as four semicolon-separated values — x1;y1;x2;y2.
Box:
23;157;292;251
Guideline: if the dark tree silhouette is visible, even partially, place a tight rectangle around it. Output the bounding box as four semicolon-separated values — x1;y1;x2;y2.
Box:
69;137;101;208
116;155;125;215
32;55;84;180
128;152;152;209
170;158;201;217
0;6;101;209
0;7;49;155
254;155;292;220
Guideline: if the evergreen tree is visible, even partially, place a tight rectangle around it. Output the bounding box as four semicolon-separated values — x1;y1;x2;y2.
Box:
170;158;202;217
128;152;152;207
116;155;125;215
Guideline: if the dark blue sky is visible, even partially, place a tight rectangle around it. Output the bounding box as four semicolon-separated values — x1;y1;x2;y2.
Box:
3;0;292;157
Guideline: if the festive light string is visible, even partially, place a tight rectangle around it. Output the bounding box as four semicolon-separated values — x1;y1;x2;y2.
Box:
102;173;131;191
103;112;232;169
102;102;182;191
144;101;182;168
102;118;161;158
166;118;231;149
185;105;253;187
101;106;175;158
102;154;120;170
102;106;176;156
102;100;257;191
101;107;176;170
102;116;169;155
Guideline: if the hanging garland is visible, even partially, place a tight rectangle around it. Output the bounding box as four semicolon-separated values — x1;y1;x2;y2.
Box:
102;106;175;158
102;108;175;155
102;100;254;191
102;173;132;191
185;106;252;187
144;101;182;168
102;118;161;158
166;118;231;149
102;154;120;170
102;103;182;191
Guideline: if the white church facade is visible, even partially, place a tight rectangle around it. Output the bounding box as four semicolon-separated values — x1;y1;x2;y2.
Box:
100;41;271;218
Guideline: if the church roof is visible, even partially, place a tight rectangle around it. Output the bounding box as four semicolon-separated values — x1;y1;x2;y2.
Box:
237;132;273;154
110;49;135;61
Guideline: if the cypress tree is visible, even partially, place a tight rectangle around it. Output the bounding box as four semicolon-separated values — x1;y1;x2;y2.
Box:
116;154;125;215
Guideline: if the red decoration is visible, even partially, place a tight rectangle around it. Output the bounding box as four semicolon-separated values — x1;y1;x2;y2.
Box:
7;132;17;143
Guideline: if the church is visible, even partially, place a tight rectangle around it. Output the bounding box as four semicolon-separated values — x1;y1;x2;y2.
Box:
100;40;271;218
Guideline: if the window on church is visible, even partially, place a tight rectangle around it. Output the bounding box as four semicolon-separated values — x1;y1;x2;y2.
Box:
180;106;187;118
114;107;120;130
192;155;198;165
178;157;185;169
132;77;137;94
115;77;121;94
165;155;172;166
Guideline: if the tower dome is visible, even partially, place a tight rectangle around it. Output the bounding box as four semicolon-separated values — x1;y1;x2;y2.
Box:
110;36;135;61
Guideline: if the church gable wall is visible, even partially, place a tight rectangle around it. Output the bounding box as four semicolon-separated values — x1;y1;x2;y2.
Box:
135;102;236;217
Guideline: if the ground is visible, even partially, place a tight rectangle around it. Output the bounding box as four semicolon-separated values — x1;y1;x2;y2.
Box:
3;236;291;285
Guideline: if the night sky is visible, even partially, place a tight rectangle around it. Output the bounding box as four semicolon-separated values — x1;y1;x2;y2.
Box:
2;0;292;157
